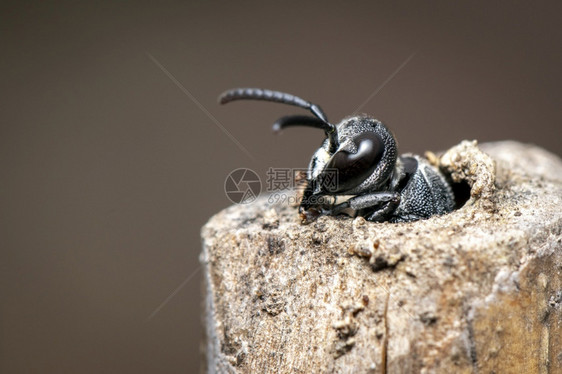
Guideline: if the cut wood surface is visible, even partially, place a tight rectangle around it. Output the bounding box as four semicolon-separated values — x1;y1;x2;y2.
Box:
201;141;562;374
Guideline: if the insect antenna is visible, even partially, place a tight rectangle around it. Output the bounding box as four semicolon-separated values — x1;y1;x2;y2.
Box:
219;88;338;148
272;115;331;132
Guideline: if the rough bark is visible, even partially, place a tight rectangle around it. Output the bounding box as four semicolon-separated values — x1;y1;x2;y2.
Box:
200;141;562;374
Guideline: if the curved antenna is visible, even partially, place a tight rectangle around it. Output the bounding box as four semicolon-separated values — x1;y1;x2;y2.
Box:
219;88;331;126
219;88;338;148
272;115;332;133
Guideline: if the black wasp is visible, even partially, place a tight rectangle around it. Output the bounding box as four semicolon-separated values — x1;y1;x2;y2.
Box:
219;88;455;224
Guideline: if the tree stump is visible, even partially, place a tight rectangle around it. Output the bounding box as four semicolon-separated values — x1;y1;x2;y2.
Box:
200;141;562;373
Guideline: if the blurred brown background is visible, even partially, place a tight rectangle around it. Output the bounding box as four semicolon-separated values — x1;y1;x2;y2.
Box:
1;1;560;373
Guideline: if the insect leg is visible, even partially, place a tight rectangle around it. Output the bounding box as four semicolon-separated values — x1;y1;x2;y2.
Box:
331;192;401;222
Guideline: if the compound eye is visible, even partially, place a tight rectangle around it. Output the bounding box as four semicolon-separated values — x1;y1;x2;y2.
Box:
323;132;384;192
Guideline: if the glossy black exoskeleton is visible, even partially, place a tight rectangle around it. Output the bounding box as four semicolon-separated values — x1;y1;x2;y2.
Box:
219;88;455;224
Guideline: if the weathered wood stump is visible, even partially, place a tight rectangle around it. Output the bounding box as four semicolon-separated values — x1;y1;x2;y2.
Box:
201;141;562;373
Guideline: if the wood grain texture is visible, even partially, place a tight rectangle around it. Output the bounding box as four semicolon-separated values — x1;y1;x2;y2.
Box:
201;141;562;373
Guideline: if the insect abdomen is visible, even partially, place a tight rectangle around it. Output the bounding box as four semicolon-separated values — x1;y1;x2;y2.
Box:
391;156;455;222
